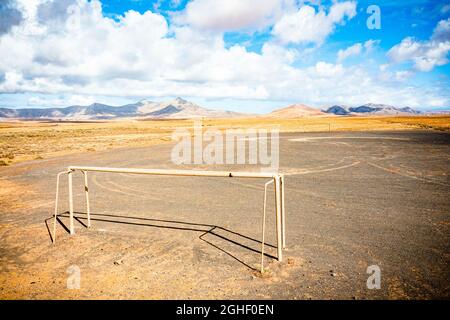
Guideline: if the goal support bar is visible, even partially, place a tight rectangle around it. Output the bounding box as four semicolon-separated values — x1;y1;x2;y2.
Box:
53;166;286;270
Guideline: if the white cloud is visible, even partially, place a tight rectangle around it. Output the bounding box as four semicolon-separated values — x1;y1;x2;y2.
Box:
178;0;291;32
387;18;450;72
0;0;24;35
337;39;379;62
0;0;448;109
27;94;96;107
363;39;379;52
432;18;450;42
312;61;344;77
395;70;413;81
337;43;362;62
272;2;356;45
379;64;389;72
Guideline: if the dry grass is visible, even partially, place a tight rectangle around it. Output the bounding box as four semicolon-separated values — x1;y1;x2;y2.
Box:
0;115;449;166
381;116;450;131
205;115;450;132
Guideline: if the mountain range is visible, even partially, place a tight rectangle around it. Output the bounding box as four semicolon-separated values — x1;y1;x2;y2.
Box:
260;103;423;118
323;103;421;116
0;98;243;120
0;99;435;120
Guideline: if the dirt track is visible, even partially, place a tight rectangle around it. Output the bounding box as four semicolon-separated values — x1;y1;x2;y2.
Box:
0;130;449;299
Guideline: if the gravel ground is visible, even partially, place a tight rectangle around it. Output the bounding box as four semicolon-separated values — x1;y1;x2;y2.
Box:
0;130;449;299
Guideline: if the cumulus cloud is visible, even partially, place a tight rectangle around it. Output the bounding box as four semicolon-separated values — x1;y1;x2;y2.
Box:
337;40;379;62
37;0;77;25
432;18;450;42
337;43;362;62
395;70;413;81
272;1;356;45
178;0;291;32
0;0;447;109
387;18;450;72
363;39;379;52
27;94;96;107
0;0;23;35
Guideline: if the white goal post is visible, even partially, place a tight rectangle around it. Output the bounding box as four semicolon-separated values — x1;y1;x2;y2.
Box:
52;166;286;272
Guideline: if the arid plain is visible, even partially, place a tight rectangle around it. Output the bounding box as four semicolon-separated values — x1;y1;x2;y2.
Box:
0;116;449;299
1;116;449;166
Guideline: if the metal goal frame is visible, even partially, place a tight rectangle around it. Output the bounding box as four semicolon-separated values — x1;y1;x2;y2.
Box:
52;166;286;272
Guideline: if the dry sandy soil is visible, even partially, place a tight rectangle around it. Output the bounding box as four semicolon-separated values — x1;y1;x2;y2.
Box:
0;117;449;299
1;116;449;166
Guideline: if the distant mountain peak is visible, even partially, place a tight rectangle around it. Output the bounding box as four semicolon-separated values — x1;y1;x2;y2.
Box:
138;98;154;104
174;97;188;104
325;103;421;116
267;103;325;118
325;105;350;115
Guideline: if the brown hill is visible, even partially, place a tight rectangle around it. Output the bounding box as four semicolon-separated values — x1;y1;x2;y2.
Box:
265;104;325;118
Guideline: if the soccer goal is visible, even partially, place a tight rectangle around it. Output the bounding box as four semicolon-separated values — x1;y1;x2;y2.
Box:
52;166;286;272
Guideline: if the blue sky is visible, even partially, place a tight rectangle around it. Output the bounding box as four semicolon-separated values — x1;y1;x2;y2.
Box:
0;0;449;113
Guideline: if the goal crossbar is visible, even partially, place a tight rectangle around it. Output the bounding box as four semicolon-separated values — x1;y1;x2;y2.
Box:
53;166;286;272
68;166;279;178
